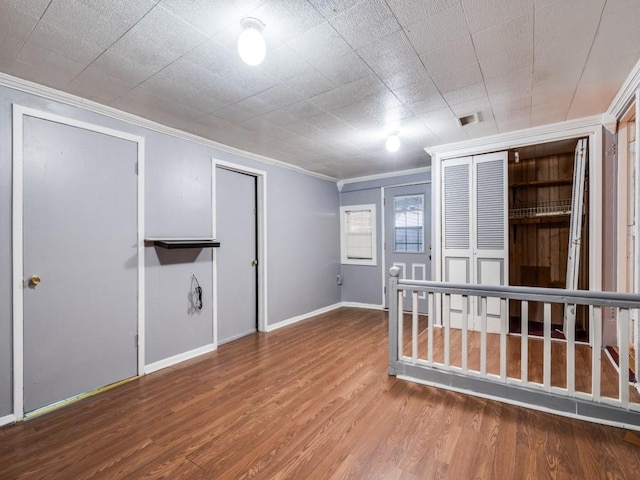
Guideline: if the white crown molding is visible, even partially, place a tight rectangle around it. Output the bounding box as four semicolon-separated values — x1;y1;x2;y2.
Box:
0;72;337;183
607;57;640;120
337;166;431;191
425;114;606;159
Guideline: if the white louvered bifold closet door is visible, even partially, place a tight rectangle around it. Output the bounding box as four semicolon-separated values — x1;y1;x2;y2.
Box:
442;152;507;332
473;152;508;332
442;157;472;329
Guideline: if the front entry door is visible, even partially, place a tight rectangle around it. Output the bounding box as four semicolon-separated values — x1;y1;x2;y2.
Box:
384;183;431;313
216;167;258;344
22;116;138;413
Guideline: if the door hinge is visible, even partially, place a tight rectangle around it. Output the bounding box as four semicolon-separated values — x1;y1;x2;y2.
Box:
135;334;139;347
135;162;139;175
384;286;386;294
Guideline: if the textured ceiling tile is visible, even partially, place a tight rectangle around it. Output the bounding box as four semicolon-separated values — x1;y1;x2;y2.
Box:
67;65;133;99
472;12;532;59
143;58;220;96
0;3;41;40
387;0;461;28
0;32;24;67
442;82;487;106
256;108;300;126
393;77;440;105
329;0;401;50
28;21;105;64
316;51;372;87
251;0;327;43
489;88;532;114
282;68;335;97
285;99;326;120
404;3;468;55
3;0;51;17
449;97;491;117
186;114;235;132
231;95;279;118
356;30;417;73
484;67;531;95
158;0;241;36
287;22;352;65
478;46;533;81
109;31;182;71
79;0;158;29
430;62;483;94
310;74;385;111
462;0;533;33
89;51;156;85
41;0;133;49
209;104;255;123
407;96;449;115
420;36;476;76
374;56;431;90
12;43;86;86
259;44;314;81
156;98;209;122
119;4;208;55
308;0;368;20
176;89;227;114
119;85;172;108
251;84;305;108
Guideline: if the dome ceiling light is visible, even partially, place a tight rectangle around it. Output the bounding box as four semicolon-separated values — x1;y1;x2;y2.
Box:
238;18;266;66
385;132;400;153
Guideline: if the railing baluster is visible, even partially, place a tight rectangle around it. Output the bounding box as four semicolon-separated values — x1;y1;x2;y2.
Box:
481;296;487;375
566;302;576;395
521;300;528;383
462;294;468;372
444;294;450;367
592;306;602;401
398;290;404;359
427;292;434;364
412;291;418;363
543;302;551;390
500;298;507;381
618;308;630;408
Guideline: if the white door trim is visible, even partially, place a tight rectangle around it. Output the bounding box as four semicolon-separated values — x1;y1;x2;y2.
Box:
212;158;268;339
12;105;145;420
381;181;432;309
432;123;603;293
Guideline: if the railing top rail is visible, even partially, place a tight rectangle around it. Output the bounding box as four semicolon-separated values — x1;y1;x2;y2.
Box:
389;269;640;309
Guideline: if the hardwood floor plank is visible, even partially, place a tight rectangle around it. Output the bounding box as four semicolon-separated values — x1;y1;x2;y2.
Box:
2;307;640;479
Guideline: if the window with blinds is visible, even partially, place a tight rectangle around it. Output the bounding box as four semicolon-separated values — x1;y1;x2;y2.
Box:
340;204;377;265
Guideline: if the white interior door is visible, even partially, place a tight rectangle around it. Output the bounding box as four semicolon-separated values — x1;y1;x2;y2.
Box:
216;167;258;344
384;183;431;314
22;116;138;414
442;152;507;332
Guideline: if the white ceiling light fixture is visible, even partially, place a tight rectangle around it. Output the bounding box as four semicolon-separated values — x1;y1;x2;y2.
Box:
385;132;400;153
238;18;266;66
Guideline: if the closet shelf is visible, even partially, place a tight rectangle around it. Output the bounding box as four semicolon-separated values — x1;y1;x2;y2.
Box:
510;179;573;188
145;238;220;249
509;199;572;223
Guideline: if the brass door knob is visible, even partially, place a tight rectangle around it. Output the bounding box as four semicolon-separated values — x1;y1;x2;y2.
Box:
251;259;258;267
28;275;41;288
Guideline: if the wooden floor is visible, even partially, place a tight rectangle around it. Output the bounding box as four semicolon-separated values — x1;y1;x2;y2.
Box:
2;308;640;479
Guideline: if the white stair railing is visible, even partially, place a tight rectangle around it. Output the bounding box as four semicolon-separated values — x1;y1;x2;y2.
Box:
388;267;640;431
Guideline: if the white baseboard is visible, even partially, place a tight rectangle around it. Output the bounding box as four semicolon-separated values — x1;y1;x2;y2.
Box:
218;329;257;346
266;303;343;332
0;414;16;427
265;302;386;332
340;302;385;310
145;343;217;374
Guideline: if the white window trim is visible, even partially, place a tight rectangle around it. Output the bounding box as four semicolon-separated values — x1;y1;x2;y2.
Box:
340;204;377;266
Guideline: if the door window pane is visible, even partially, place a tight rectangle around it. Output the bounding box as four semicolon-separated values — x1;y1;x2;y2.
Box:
394;194;424;252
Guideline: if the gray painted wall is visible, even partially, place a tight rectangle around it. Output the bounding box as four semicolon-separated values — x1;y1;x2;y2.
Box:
0;84;341;417
339;170;431;306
